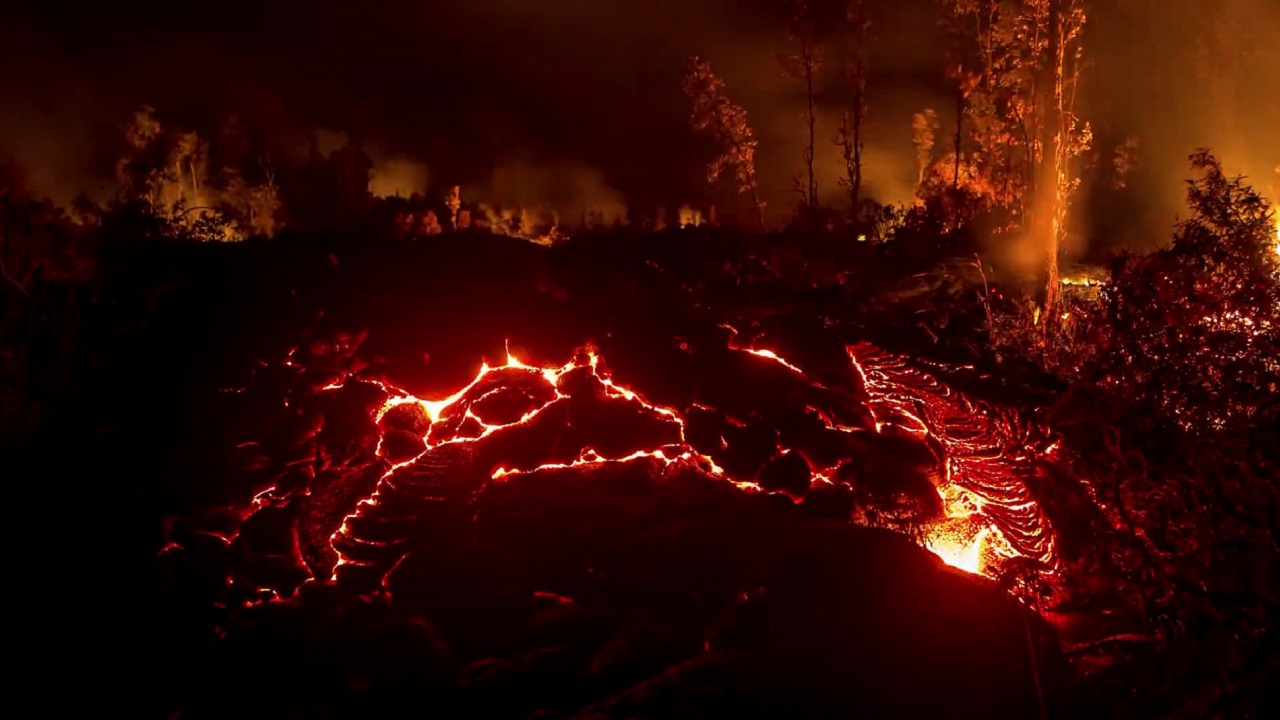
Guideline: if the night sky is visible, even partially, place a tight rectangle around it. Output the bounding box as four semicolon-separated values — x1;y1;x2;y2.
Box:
2;0;1276;236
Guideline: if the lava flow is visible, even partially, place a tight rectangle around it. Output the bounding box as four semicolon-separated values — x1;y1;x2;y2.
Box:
847;342;1058;576
197;335;1062;614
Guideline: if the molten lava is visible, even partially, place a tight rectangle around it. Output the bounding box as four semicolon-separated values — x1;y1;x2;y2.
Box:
847;342;1058;575
926;522;992;576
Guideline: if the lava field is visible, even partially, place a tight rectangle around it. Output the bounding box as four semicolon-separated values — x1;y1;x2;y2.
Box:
59;232;1094;719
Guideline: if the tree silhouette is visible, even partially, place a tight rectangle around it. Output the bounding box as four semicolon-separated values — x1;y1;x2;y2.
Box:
779;0;823;209
683;57;768;231
912;109;940;187
835;0;872;213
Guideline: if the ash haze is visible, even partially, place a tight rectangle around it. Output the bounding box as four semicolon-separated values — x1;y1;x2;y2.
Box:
0;0;1276;250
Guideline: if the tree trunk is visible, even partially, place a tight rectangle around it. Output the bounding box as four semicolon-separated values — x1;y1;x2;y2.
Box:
852;95;864;211
725;134;768;233
1038;0;1065;334
954;86;964;188
847;0;869;214
750;185;769;233
805;46;817;208
1003;149;1014;217
851;43;866;211
0;190;7;263
983;3;997;193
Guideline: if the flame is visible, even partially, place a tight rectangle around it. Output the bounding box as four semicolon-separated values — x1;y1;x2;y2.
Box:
678;204;707;228
1061;274;1102;287
927;525;992;575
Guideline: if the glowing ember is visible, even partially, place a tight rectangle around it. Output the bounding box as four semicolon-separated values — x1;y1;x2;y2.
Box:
1060;276;1100;287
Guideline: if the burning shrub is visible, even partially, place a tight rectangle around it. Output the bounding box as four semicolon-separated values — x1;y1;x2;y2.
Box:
908;152;1019;238
1097;151;1280;442
1043;153;1280;716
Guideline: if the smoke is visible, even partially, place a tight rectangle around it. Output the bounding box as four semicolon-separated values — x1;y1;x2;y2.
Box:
0;101;103;205
1081;0;1280;251
313;129;351;158
1;0;1276;241
0;16;122;204
467;161;628;226
0;0;990;223
369;157;431;199
687;0;952;222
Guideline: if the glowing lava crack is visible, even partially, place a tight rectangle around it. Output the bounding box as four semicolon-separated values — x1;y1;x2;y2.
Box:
325;349;736;582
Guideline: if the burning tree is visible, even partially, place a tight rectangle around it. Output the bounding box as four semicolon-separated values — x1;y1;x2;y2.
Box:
683;57;769;232
835;0;872;214
215;114;281;238
779;0;823;210
1274;164;1280;253
911;109;940;188
938;0;1026;210
938;0;1091;329
445;185;463;230
1032;0;1090;330
112;106;281;240
941;37;980;192
114;106;232;240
